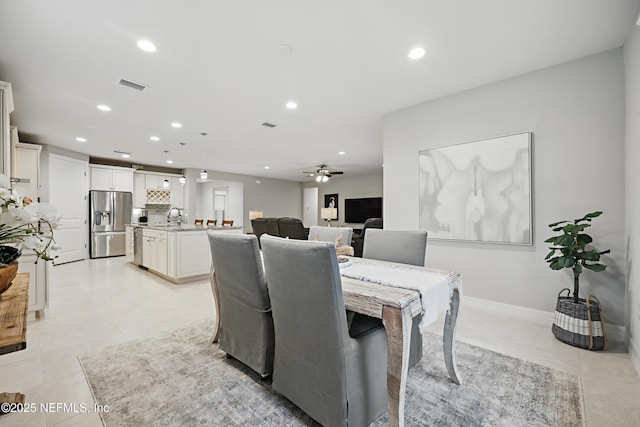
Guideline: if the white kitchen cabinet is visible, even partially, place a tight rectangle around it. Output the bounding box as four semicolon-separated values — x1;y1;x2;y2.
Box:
90;165;134;191
142;228;168;274
16;252;48;316
11;139;41;202
165;228;242;282
133;173;146;207
145;174;172;190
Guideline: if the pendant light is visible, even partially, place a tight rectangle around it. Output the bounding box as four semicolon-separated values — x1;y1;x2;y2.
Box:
200;170;208;180
179;175;186;185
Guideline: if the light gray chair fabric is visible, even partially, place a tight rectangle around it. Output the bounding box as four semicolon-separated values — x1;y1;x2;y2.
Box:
261;234;388;427
362;229;428;368
308;225;353;246
207;231;275;377
363;229;428;266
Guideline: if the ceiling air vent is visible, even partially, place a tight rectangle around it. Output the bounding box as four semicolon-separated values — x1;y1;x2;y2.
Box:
261;122;277;128
119;78;148;92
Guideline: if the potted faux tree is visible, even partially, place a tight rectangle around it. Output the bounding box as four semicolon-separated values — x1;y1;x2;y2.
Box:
545;211;610;350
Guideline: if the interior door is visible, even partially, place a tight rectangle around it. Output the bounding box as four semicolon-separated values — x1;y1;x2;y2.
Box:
303;187;318;226
49;154;88;264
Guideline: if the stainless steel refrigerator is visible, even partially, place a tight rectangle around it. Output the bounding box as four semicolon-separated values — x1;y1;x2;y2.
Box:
90;190;132;258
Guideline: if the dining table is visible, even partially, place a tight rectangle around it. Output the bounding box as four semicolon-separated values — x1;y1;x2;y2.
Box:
210;256;462;427
339;257;462;427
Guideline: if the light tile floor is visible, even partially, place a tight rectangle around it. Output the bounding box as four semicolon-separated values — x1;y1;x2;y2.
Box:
0;257;638;426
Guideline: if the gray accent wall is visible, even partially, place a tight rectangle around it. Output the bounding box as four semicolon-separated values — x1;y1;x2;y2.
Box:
383;49;626;326
302;172;383;227
624;23;640;367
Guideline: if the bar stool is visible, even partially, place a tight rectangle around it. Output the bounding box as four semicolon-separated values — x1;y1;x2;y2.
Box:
207;219;217;226
222;220;234;226
195;219;204;225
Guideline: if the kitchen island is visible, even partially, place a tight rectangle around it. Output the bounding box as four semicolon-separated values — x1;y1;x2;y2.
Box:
125;224;243;283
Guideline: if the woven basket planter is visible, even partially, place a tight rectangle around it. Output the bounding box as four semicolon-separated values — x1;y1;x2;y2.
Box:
552;289;606;350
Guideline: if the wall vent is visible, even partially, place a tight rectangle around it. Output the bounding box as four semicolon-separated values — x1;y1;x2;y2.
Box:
261;122;277;128
119;78;148;91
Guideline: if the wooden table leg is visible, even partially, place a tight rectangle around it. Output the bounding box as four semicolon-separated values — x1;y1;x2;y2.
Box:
209;268;221;344
381;305;412;427
443;288;462;385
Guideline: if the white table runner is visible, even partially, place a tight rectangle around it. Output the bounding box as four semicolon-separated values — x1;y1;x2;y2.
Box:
340;257;460;332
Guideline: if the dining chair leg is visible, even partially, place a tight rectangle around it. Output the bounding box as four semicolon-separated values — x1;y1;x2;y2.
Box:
443;288;462;385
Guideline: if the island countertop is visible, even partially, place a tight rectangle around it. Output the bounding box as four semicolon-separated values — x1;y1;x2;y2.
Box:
127;223;244;232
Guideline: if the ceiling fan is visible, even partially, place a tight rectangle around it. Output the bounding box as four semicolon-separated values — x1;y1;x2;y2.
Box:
303;165;344;182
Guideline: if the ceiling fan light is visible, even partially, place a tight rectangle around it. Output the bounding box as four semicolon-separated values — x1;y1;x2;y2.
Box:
322;175;329;182
315;175;322;183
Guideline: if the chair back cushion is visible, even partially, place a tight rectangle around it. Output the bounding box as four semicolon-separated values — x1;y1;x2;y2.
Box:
265;217;280;236
261;235;349;422
363;229;428;266
308;225;353;247
277;217;308;239
207;232;274;375
251;218;268;240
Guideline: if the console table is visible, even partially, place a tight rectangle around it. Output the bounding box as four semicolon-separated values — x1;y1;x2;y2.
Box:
0;272;29;411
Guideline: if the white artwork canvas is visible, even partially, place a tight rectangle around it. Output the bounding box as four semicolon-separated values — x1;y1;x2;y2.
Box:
418;132;532;244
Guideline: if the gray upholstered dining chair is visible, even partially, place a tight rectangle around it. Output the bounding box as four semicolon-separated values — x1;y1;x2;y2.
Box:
363;229;428;367
260;234;388;427
207;231;275;377
308;225;353;246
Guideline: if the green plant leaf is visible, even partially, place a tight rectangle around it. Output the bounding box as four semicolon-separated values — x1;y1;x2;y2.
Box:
562;257;575;268
583;263;606;272
549;220;568;227
576;234;593;246
544;250;556;260
577;251;600;261
584;211;603;219
556;234;575;246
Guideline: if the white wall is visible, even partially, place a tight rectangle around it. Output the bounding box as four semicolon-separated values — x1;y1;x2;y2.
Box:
196;180;243;226
185;168;302;232
624;23;640;370
384;49;626;326
302;172;383;227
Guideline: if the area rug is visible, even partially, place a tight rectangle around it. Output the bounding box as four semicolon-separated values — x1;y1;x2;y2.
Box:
79;320;583;426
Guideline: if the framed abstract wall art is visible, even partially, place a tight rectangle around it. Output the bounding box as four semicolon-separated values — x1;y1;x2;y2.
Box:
418;132;532;245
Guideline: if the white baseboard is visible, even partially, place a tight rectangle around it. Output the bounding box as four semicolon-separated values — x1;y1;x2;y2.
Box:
463;295;628;344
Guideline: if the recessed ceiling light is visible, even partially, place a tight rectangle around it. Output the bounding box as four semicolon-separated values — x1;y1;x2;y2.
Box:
286;101;298;109
121;153;130;159
150;136;160;141
75;137;87;142
338;151;345;155
408;47;426;60
166;159;173;164
97;104;111;112
264;166;270;169
137;39;156;52
171;122;182;128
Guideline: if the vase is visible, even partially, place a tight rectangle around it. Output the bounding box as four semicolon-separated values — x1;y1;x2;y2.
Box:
0;261;19;295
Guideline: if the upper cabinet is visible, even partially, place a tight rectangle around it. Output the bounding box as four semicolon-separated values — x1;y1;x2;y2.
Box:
90;165;134;191
11;136;42;202
145;174;172;190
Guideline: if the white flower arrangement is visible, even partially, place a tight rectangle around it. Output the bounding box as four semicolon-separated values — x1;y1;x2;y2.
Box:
0;173;60;265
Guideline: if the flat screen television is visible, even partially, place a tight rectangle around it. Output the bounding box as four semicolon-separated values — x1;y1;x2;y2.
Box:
344;197;382;223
